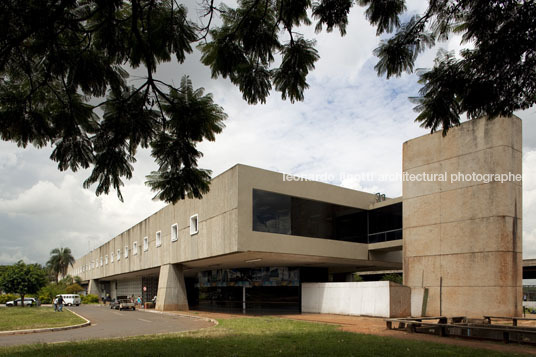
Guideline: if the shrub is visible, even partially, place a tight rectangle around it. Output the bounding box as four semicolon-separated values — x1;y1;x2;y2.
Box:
81;294;99;304
0;294;18;304
380;273;403;284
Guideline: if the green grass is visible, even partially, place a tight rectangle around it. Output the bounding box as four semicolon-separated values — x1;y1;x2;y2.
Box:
0;307;85;331
0;317;526;357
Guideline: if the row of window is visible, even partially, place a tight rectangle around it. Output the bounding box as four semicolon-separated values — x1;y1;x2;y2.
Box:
73;214;199;275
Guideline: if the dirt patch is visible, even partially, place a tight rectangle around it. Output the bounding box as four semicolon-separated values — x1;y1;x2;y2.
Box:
278;314;536;355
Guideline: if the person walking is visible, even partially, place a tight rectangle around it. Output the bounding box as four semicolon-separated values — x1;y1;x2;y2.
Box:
136;295;142;308
57;295;64;312
53;296;58;312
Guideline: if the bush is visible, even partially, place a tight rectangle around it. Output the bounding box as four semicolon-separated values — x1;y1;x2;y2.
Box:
0;293;18;304
81;294;99;304
380;273;403;284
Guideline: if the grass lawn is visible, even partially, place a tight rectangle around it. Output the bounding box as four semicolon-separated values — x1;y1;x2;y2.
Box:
0;317;524;357
0;307;85;332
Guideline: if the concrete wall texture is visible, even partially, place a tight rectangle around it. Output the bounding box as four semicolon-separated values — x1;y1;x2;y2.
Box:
301;282;410;317
68;115;523;318
403;115;523;317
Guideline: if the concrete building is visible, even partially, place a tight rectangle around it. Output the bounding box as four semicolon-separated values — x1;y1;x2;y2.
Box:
68;115;522;318
69;164;403;313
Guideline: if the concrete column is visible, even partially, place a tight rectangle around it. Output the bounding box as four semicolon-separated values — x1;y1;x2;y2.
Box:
110;280;117;300
156;263;189;311
88;279;101;297
403;115;522;318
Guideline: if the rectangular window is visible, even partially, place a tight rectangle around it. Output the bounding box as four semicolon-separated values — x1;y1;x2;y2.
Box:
171;223;178;242
143;237;149;251
105;255;108;264
156;231;161;247
133;241;138;255
111;252;114;263
190;214;199;235
100;257;103;266
117;249;121;261
124;246;129;258
252;189;369;243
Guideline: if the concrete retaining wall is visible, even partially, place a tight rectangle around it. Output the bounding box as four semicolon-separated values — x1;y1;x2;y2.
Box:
301;281;410;318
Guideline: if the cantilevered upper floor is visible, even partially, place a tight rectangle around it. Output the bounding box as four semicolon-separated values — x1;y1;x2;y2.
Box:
68;164;402;280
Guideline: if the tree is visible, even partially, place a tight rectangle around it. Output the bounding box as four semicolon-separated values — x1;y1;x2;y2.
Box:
1;1;532;202
200;0;535;134
66;283;84;294
1;0;226;203
47;247;75;283
0;261;47;306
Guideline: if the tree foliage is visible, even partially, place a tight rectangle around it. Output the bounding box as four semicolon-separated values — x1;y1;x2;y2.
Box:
0;261;48;305
66;283;84;294
47;247;75;283
1;0;533;202
0;0;225;203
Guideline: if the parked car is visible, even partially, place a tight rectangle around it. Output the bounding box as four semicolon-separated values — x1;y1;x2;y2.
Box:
58;294;81;306
110;295;127;310
5;298;39;307
109;296;135;310
119;299;135;311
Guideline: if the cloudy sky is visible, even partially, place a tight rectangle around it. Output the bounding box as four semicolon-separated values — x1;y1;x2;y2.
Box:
1;1;536;267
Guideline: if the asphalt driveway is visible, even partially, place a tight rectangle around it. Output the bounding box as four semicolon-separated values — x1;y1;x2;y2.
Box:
0;305;214;347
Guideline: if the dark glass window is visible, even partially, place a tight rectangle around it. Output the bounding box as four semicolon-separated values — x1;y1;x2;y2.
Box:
367;202;402;243
252;190;291;234
253;189;368;243
368;203;402;233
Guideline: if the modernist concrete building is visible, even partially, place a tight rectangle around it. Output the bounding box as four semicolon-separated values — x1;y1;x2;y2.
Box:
69;164;403;312
68;115;522;317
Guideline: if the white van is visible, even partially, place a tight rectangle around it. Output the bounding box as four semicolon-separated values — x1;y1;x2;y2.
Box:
59;294;81;306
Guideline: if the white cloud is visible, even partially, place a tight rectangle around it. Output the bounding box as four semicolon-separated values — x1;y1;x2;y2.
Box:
1;3;536;265
0;171;165;263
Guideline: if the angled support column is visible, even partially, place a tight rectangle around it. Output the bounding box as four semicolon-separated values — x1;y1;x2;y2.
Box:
88;279;101;297
156;263;189;311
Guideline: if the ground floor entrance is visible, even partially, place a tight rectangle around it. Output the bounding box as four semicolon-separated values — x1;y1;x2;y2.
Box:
98;265;330;313
187;266;328;314
195;286;300;314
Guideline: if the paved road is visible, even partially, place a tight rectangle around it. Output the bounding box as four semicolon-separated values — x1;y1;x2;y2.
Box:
0;305;214;346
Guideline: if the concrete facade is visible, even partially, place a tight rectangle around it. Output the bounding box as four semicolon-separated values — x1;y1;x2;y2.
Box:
67;115;523;318
301;281;410;317
403;116;522;317
68;165;402;311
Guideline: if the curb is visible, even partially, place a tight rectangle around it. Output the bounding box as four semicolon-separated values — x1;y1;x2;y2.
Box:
138;308;219;327
0;307;91;336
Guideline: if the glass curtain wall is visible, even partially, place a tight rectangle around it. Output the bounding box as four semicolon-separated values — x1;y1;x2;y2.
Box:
252;189;402;243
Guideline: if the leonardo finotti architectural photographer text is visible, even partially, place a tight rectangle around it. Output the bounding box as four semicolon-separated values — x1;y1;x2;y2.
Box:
282;172;522;184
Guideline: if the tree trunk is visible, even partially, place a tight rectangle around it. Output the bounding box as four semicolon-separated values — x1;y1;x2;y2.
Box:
20;294;25;308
